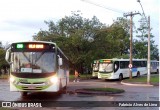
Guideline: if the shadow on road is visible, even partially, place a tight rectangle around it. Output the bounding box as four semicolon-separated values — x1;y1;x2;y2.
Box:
18;92;64;101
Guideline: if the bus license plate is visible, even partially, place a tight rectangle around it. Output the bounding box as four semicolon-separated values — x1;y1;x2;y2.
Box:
28;85;35;89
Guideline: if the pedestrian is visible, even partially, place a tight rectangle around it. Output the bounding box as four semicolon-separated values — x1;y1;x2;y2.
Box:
1;69;4;74
73;70;79;82
1;68;5;78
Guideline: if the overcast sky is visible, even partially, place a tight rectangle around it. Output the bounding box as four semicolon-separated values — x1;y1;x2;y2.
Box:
0;0;159;48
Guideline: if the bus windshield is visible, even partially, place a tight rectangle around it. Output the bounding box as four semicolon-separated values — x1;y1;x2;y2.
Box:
99;63;113;72
11;52;55;73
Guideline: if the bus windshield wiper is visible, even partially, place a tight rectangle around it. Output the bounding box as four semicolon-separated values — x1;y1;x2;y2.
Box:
34;51;46;64
22;52;31;63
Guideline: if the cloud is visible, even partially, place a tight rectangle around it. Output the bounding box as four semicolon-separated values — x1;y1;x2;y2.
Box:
4;19;47;30
0;0;159;47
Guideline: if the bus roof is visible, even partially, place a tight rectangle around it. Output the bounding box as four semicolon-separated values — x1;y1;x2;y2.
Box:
10;41;69;60
99;58;147;61
11;41;56;45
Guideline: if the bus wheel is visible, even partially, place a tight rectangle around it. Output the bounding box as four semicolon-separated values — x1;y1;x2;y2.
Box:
137;72;140;77
119;74;123;81
157;69;159;74
59;80;62;92
21;92;27;97
64;77;67;89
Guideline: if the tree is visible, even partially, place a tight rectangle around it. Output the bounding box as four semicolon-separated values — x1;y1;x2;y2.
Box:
92;18;130;59
0;42;10;74
0;48;9;73
0;42;2;48
33;11;105;74
33;11;159;74
134;17;159;60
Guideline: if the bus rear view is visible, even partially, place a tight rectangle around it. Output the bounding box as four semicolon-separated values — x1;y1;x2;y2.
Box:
5;41;69;96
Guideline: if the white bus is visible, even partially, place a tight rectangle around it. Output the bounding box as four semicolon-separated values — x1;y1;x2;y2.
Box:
98;59;147;80
151;60;159;74
5;41;69;96
92;60;99;78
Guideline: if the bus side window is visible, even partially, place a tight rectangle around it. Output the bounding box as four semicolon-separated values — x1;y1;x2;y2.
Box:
144;61;147;67
120;61;124;69
114;61;119;72
125;61;129;68
133;61;136;68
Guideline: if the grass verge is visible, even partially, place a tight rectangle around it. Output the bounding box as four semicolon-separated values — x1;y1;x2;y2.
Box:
69;74;92;80
123;75;159;83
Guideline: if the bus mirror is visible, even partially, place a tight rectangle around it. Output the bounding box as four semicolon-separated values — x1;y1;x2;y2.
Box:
5;52;9;61
58;58;63;66
5;49;10;64
91;64;92;68
5;48;13;65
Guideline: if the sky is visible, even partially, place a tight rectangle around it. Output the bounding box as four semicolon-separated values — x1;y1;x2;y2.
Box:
0;0;159;48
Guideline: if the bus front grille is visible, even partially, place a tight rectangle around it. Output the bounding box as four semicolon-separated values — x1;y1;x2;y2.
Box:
18;82;46;90
22;86;43;90
19;82;46;85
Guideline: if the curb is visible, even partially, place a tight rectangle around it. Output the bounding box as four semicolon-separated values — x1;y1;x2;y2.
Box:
121;81;154;87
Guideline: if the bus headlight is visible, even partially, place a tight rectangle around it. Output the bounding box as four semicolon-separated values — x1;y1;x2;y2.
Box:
10;77;15;83
50;77;58;83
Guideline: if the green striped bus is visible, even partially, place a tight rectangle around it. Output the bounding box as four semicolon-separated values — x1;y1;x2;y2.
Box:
5;41;69;96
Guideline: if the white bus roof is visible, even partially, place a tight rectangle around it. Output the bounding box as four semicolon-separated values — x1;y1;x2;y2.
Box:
11;41;56;45
99;59;147;61
10;41;69;60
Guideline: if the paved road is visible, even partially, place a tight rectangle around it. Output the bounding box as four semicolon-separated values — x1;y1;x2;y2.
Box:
0;79;159;110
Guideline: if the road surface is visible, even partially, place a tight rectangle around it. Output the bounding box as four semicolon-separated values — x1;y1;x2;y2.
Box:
0;79;159;110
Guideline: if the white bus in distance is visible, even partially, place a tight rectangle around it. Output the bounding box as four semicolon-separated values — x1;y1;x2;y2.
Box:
151;60;159;74
92;60;99;78
98;59;147;80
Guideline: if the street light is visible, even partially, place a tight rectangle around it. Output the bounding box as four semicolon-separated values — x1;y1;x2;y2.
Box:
137;0;151;84
137;0;147;20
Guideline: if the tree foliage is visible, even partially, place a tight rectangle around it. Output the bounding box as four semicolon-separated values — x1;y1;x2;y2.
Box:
33;11;105;73
33;11;159;73
134;16;159;60
0;49;9;71
0;42;10;72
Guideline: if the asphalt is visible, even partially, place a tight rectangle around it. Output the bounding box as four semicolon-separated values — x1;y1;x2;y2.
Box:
69;78;159;95
0;77;159;95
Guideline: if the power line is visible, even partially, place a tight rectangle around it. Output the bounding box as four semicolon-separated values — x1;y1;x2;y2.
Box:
81;0;124;14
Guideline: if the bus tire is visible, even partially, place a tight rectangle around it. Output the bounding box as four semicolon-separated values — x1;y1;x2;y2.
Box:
119;74;123;81
157;69;159;74
63;78;67;90
137;71;140;77
58;79;62;92
21;92;27;97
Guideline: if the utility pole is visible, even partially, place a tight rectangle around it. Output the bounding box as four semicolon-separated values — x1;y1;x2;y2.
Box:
123;11;141;79
137;0;151;84
147;16;150;84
